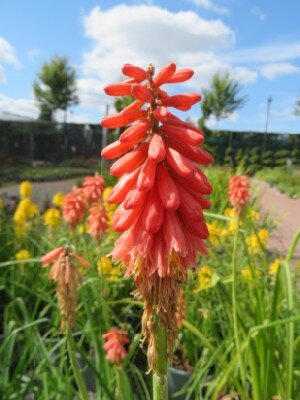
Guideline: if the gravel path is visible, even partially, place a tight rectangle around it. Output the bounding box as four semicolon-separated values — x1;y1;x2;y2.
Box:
0;179;77;205
1;178;299;258
252;178;300;258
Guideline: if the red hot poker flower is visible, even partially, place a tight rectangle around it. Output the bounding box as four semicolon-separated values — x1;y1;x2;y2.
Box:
102;328;130;366
87;202;108;241
83;173;105;203
228;175;250;211
62;188;87;229
101;62;213;369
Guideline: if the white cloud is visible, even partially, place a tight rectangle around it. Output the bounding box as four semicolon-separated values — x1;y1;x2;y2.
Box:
0;93;38;119
0;36;19;83
251;7;266;21
261;62;300;80
190;0;230;14
82;5;234;83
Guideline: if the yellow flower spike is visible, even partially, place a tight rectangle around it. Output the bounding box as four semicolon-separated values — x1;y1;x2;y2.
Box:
52;192;65;208
98;256;113;275
0;198;4;210
19;181;32;199
16;198;39;220
194;266;213;292
15;249;31;260
248;209;260;221
269;258;282;276
246;229;269;254
14;223;28;238
77;222;88;235
241;267;261;279
43;208;61;228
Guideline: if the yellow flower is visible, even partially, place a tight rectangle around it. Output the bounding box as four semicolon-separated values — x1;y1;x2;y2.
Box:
103;187;117;227
241;267;261;279
269;259;282;276
246;229;269;254
248;209;260;221
14;222;28;238
52;192;65;208
224;207;237;219
0;198;4;210
98;256;113;275
19;181;32;199
43;208;61;228
15;249;31;260
195;266;213;291
97;256;122;282
14;198;39;221
77;222;88;234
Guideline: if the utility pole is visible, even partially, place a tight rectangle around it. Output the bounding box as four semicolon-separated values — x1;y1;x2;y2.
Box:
262;95;273;160
101;104;110;170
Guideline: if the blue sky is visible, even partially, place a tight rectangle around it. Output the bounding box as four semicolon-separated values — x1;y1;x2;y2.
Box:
0;0;300;133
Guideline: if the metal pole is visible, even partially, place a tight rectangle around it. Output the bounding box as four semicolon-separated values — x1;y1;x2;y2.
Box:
262;95;273;160
101;104;110;170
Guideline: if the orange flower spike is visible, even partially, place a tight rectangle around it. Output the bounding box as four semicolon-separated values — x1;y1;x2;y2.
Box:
102;328;130;366
100;63;213;372
62;188;86;229
83;173;105;203
228;175;251;211
87;203;108;240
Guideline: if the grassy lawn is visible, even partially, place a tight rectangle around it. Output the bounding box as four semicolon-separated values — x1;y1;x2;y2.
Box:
0;159;117;187
256;166;300;198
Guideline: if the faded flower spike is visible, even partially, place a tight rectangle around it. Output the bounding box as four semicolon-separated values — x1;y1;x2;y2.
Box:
41;245;90;331
101;62;213;372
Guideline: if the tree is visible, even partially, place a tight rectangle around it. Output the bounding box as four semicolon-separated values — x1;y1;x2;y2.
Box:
34;56;78;121
200;72;247;127
114;95;133;113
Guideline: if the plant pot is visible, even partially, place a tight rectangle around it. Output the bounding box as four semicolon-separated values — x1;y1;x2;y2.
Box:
168;366;192;400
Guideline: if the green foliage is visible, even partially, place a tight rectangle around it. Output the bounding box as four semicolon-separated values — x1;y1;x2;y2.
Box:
114;96;134;113
201;72;247;122
34;56;78;121
224;147;234;166
256;166;300;198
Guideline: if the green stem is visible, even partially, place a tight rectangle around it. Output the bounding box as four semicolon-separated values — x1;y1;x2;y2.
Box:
66;328;89;400
152;315;168;400
232;214;246;386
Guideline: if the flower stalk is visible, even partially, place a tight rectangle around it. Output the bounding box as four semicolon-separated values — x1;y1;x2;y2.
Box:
152;315;168;400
